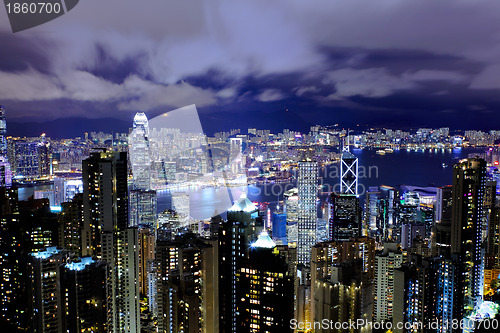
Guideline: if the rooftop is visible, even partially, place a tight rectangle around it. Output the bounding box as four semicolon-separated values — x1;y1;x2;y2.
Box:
251;230;276;249
228;193;257;212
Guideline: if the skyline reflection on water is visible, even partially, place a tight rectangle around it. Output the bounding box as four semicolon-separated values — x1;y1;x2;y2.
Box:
17;147;487;219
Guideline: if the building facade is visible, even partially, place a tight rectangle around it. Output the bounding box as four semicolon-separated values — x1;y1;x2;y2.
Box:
297;161;318;265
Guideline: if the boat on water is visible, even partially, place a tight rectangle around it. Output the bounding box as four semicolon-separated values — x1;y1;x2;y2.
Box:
376;150;386;155
384;148;394;153
442;163;448;168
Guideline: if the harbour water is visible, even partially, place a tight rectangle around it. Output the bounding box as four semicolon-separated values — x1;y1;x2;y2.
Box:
17;147;487;219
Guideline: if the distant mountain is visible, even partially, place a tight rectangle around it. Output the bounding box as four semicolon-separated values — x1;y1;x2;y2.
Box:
198;109;313;135
7;109;313;139
8;117;131;139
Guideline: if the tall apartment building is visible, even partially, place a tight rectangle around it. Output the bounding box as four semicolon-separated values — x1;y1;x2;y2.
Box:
235;231;294;332
82;151;140;332
450;158;486;316
374;243;404;322
156;233;218;333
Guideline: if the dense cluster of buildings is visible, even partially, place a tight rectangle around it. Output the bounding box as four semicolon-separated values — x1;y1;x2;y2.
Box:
1;105;500;332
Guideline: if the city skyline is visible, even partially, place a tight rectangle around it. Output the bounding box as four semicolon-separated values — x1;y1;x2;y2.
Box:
3;1;500;332
1;106;500;332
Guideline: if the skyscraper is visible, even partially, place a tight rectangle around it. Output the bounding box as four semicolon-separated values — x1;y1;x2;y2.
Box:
330;143;361;241
393;255;460;333
129;112;151;190
219;194;260;333
82;151;140;333
297;161;318;265
374;243;404;322
138;226;155;298
129;189;157;227
59;193;84;256
8;136;51;179
0;105;6;159
1;187;60;331
284;188;299;247
364;187;381;235
311;237;376;286
229;137;243;173
393;259;430;333
450;157;486;316
311;237;375;325
312;260;366;333
156;233;218;333
340;147;358;196
11;140;39;178
29;247;70;333
329;193;361;241
37;137;51;177
61;258;108;333
82;151;128;257
432;185;453;257
235;231;294;333
0;156;12;187
171;191;190;217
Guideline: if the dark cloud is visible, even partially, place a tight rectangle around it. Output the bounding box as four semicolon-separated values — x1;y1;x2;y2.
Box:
1;0;500;132
319;47;483;76
0;32;54;73
82;44;149;84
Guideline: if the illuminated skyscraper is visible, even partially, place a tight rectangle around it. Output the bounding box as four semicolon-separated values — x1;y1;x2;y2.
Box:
431;185;453;256
364;187;381;234
0;187;61;331
53;177;83;206
311;237;375;325
138;227;155;298
451;158;486;315
9;136;51;179
393;255;460;333
340;145;358;196
129;189;157;227
0;105;6;159
0;156;12;187
12;140;39;178
393;259;430;333
82;151;128;257
82;151;140;332
284;188;299;247
29;252;109;333
29;247;70;333
219;194;260;333
59;193;84;256
329;193;361;241
486;204;500;267
374;243;404;322
229;137;243;173
129;112;151;190
297;161;318;265
235;231;294;332
156;233;218;333
311;237;375;284
37;137;51;177
171;191;190;217
330;141;361;241
61;258;108;333
312;260;366;333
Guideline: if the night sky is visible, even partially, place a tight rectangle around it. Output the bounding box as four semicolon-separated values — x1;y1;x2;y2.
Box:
2;0;500;137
